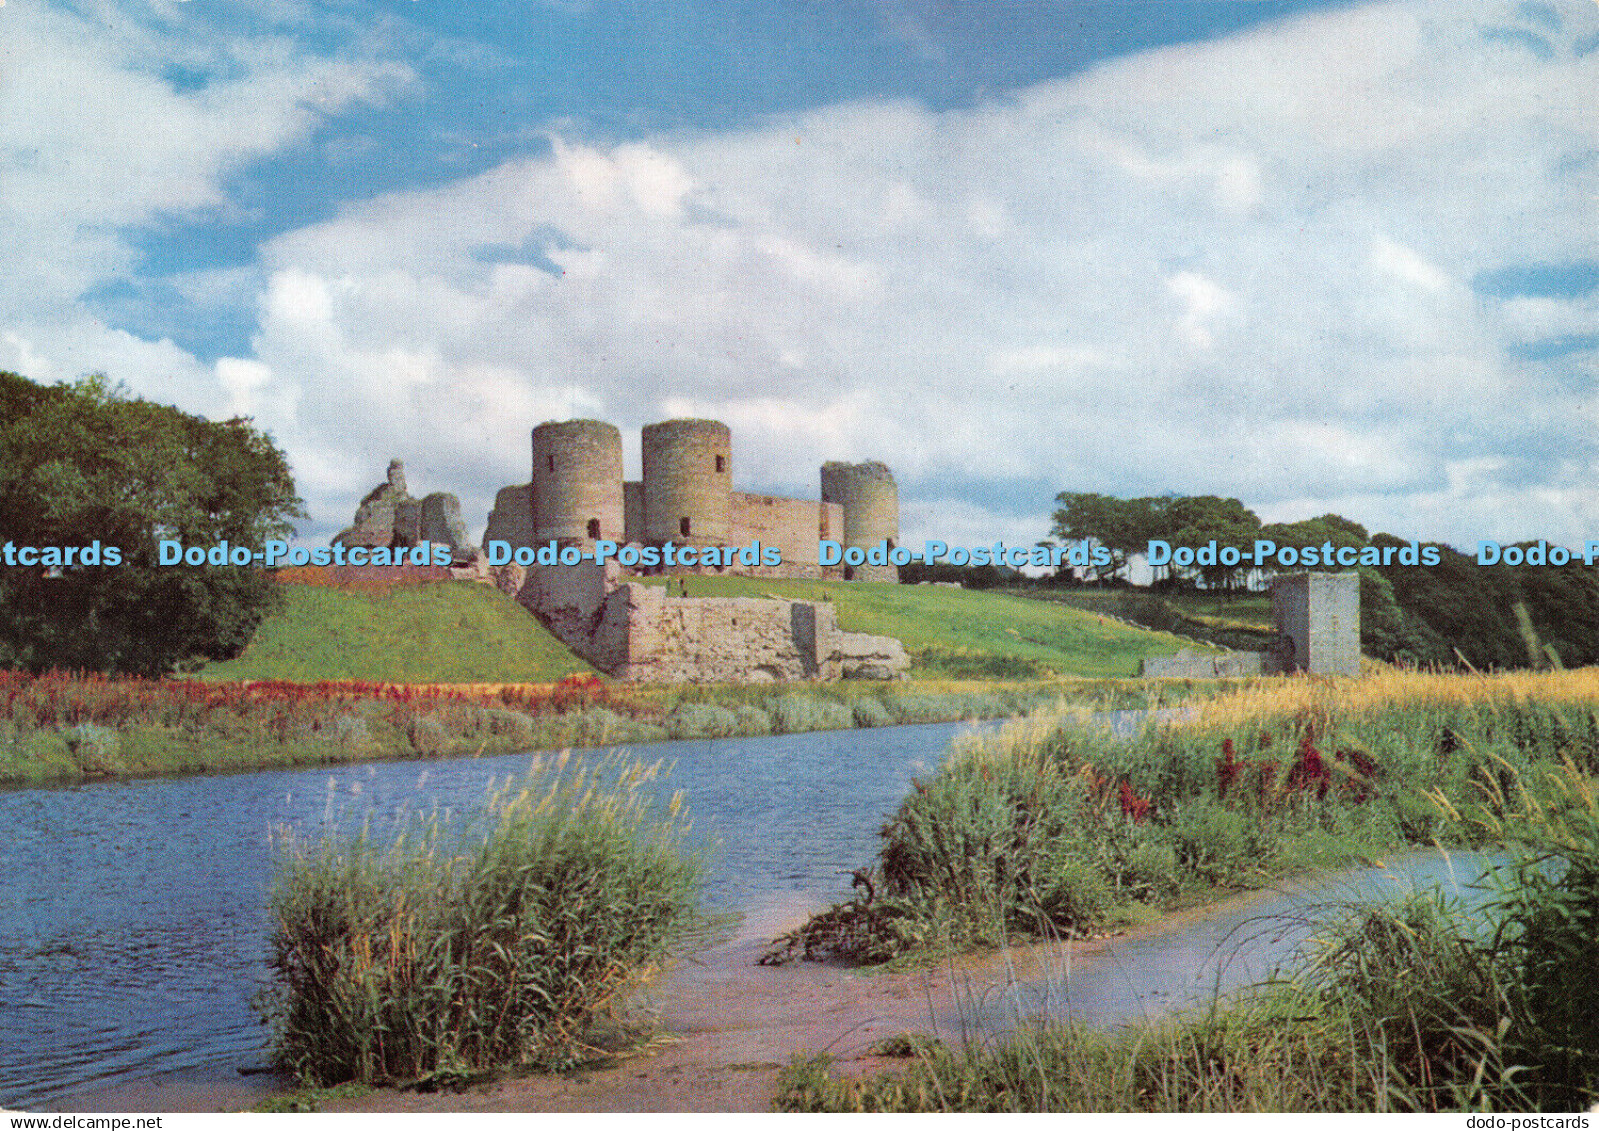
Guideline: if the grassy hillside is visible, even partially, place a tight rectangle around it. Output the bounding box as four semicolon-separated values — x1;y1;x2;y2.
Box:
1015;587;1277;651
199;576;1209;684
200;582;594;683
639;576;1209;679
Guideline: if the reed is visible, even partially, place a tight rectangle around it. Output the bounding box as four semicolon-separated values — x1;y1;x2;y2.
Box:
0;670;1147;785
777;764;1599;1111
767;669;1599;965
259;752;704;1086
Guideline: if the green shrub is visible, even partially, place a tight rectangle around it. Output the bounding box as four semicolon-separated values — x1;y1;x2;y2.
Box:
771;695;854;733
813;699;856;731
67;723;123;775
1480;761;1599;1108
1111;839;1181;902
1168;800;1272;885
0;728;75;782
884;693;958;724
407;715;448;757
851;698;894;728
665;703;738;740
1302;892;1510;1110
328;714;371;753
570;707;630;746
261;753;704;1086
731;705;772;736
483;708;537;747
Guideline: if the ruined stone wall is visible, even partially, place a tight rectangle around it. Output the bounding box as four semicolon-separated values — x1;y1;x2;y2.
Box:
516;560;624;668
818;500;844;542
336;460;472;557
725;492;831;576
1141;650;1273;678
1273;571;1360;676
482;484;535;551
1141;572;1361;679
611;584;819;682
420;493;469;550
517;565;909;683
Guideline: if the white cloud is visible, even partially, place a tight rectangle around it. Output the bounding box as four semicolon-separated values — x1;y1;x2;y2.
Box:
1370;237;1454;293
0;1;412;379
3;0;1595;551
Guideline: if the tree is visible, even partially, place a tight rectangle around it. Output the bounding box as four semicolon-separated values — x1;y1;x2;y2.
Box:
1050;493;1167;583
0;372;304;674
1161;495;1261;589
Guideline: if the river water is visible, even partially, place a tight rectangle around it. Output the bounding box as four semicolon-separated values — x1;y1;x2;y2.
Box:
0;721;994;1109
0;718;1494;1110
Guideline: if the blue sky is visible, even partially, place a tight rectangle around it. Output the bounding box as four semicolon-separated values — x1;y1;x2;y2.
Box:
2;0;1595;553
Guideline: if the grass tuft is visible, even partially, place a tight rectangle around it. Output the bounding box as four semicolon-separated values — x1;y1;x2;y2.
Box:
260;751;705;1086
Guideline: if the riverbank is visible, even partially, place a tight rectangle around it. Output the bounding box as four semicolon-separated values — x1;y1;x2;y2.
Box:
0;670;1228;787
259;881;1300;1114
758;668;1599;1111
264;853;1489;1113
14;673;1593;1112
3;720;1001;1110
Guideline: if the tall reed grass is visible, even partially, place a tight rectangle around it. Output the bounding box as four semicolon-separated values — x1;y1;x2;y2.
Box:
0;669;1127;784
260;752;704;1086
766;669;1599;966
776;754;1599;1112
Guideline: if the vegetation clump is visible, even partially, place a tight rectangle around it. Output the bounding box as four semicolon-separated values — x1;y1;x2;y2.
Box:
765;668;1599;967
260;753;704;1087
0;372;303;676
775;757;1599;1112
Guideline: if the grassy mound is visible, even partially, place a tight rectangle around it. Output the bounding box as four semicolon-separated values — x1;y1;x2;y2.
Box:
201;582;592;683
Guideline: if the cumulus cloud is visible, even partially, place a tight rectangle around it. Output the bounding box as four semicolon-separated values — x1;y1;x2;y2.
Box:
3;0;1594;551
0;1;413;401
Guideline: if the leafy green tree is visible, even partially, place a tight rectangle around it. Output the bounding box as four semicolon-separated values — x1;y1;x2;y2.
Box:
1368;535;1520;670
1050;493;1167;583
0;372;303;674
1162;495;1261;589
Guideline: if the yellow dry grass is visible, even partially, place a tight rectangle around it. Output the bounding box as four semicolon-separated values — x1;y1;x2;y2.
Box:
1189;666;1599;732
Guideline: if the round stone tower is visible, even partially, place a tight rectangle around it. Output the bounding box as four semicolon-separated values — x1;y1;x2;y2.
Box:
532;419;624;544
642;419;731;544
821;460;899;581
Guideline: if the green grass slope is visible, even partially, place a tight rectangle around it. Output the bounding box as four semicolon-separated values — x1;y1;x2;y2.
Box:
202;577;1208;684
641;576;1209;678
200;582;594;683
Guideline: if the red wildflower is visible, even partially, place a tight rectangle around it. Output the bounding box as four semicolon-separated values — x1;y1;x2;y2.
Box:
1216;738;1240;801
1118;780;1151;823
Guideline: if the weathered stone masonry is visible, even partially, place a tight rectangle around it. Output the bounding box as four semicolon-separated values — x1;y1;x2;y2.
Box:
334;422;912;683
488;417;900;582
522;560;909;683
1140;571;1361;678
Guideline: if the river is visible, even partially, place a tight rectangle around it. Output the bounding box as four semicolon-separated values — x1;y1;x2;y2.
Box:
0;717;1492;1110
0;721;997;1109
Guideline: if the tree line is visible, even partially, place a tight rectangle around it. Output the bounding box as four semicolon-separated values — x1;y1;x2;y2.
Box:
1048;491;1599;670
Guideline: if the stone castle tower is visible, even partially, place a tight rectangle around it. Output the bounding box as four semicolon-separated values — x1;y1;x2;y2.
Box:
483;417;898;580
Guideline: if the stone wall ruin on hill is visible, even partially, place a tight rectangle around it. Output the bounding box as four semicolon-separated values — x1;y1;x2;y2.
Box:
519;561;908;683
333;459;472;561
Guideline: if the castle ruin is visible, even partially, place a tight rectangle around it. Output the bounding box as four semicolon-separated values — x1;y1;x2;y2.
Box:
327;419;909;684
1140;571;1361;678
483;418;900;582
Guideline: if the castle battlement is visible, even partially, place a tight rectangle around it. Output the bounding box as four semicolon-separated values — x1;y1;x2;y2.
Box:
483;417;899;582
